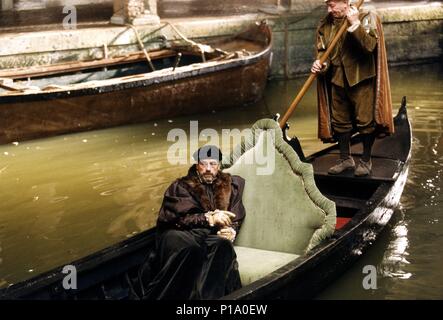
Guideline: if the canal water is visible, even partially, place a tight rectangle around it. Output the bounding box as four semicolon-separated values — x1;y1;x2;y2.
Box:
0;62;442;299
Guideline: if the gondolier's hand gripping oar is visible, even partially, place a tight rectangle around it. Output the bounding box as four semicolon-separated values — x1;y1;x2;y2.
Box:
278;0;365;129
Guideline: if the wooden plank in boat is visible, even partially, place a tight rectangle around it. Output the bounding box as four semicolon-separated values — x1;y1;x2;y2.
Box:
329;135;411;162
326;195;367;210
312;154;402;182
0;49;179;80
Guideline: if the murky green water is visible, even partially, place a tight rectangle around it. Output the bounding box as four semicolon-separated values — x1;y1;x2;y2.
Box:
0;62;442;299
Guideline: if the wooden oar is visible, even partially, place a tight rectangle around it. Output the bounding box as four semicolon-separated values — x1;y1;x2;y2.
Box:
279;0;365;128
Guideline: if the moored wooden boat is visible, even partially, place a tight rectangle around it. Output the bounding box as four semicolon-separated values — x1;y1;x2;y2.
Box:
0;98;411;300
0;21;272;145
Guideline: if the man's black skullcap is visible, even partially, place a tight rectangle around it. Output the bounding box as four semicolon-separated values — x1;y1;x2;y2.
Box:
192;145;223;162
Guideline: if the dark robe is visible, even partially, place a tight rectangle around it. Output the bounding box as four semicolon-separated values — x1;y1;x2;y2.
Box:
140;165;246;300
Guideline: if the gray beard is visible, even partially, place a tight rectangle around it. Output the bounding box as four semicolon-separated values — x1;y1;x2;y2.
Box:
201;174;216;184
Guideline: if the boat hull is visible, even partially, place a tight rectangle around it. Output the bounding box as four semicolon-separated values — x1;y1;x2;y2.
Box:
0;55;269;144
224;101;412;299
223;163;409;299
0;101;411;300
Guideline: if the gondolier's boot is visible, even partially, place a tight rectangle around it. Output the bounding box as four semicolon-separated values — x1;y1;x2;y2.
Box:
355;133;376;176
328;157;355;174
355;159;372;176
328;132;355;174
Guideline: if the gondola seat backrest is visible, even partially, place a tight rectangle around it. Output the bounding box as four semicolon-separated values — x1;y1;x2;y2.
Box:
223;119;336;285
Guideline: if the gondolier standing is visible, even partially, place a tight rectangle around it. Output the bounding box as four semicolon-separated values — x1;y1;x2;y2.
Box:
140;145;246;299
311;0;394;176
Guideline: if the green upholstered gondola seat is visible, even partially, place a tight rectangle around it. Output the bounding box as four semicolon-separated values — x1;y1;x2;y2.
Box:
222;119;336;285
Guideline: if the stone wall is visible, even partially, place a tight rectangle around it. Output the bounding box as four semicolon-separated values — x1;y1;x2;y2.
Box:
12;0;112;10
125;0;144;18
0;0;14;10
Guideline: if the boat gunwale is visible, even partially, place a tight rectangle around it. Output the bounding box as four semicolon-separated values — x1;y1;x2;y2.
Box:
0;229;157;299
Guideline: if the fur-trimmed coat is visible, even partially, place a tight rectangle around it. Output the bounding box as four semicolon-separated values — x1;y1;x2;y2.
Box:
156;165;246;233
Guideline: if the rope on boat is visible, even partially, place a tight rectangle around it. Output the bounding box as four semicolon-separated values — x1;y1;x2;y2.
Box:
163;22;207;62
163;22;230;62
126;24;156;71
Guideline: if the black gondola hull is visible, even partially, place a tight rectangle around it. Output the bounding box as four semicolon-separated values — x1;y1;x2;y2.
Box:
0;100;412;300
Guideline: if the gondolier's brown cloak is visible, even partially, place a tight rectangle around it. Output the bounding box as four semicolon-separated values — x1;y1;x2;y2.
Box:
316;11;394;142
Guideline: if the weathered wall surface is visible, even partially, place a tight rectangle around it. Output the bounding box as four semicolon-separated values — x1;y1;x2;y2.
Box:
379;4;443;63
0;2;442;78
10;0;111;11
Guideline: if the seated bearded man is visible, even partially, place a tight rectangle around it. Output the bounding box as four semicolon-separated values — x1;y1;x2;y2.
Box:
142;145;246;300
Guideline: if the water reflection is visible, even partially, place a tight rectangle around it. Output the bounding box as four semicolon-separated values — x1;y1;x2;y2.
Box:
380;220;412;280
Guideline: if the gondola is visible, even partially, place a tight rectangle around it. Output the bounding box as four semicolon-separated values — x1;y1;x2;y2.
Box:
0;97;411;300
0;21;272;145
